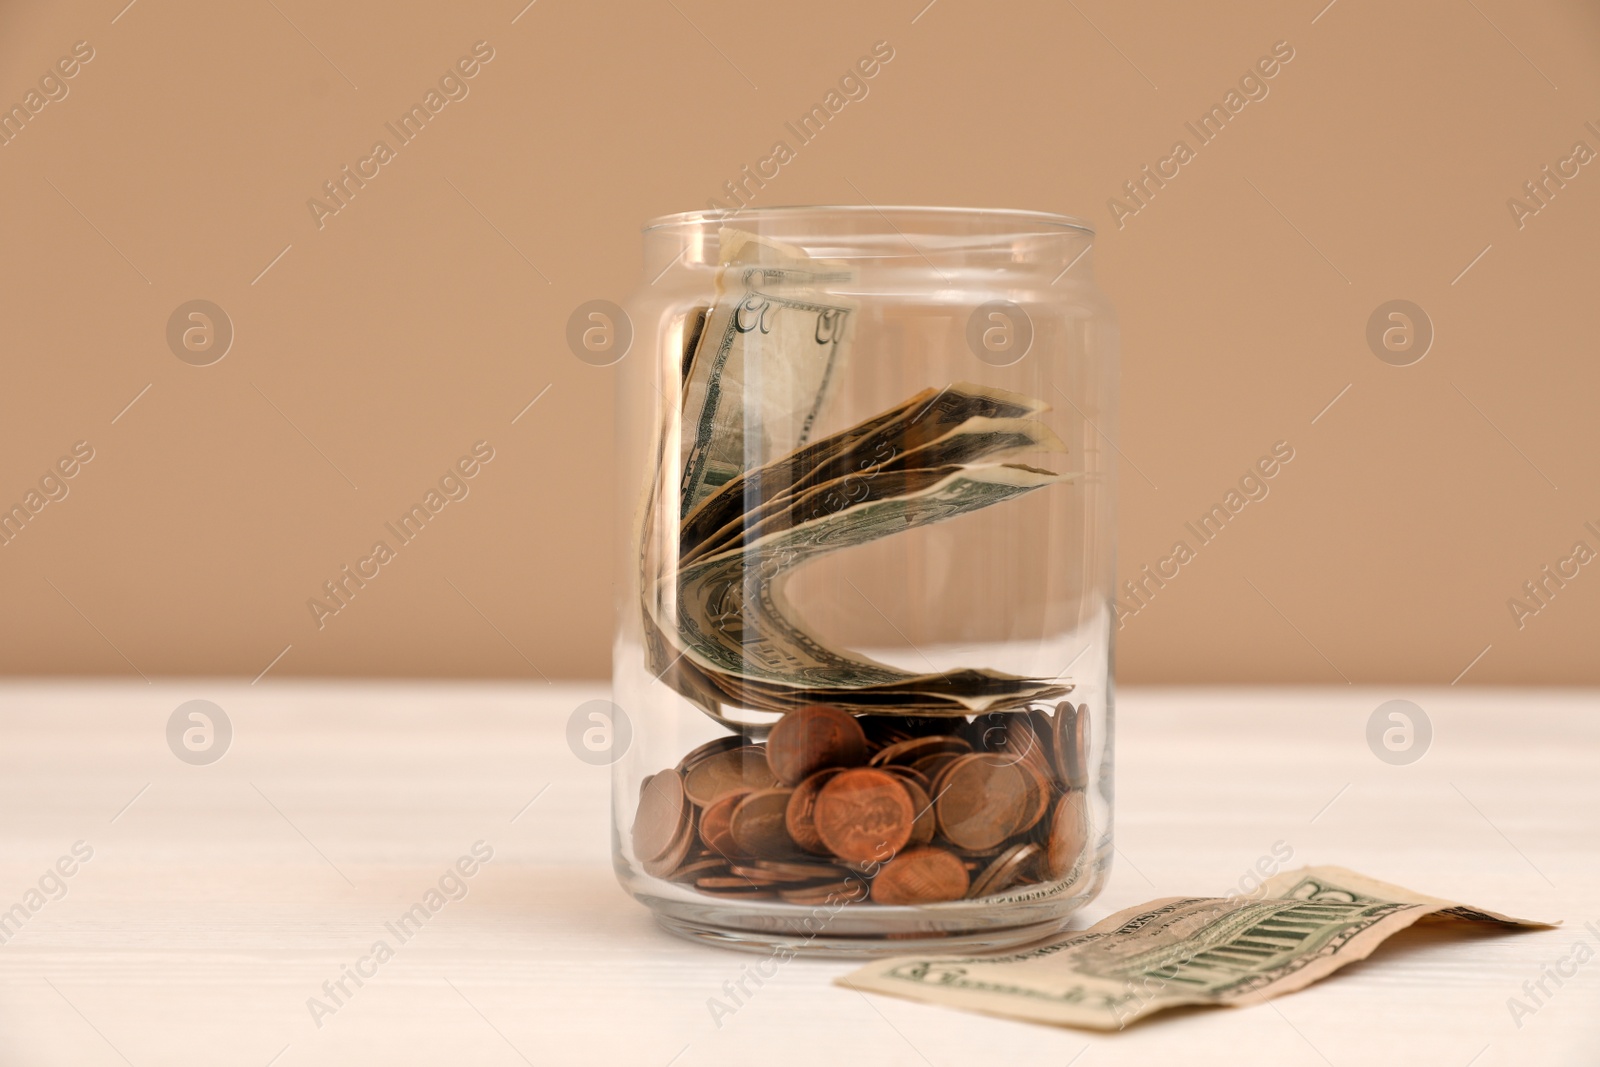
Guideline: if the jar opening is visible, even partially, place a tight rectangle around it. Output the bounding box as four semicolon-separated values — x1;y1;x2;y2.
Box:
642;204;1095;239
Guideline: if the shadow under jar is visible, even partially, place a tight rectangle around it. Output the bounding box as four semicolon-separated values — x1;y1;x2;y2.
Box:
612;206;1117;957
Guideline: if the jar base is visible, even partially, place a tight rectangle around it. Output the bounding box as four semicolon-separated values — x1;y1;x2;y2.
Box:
653;911;1075;959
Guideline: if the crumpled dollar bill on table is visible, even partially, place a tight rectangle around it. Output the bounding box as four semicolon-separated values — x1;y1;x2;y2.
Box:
840;865;1556;1030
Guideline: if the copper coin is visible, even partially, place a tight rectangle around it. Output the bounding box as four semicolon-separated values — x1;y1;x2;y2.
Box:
752;859;850;881
765;706;868;785
814;768;914;863
683;745;778;807
785;768;843;855
699;788;753;860
779;878;870;905
880;763;932;794
949;843;1003;860
1028;707;1057;767
642;806;694;878
869;734;971;768
669;857;729;882
935;754;1031;851
676;734;745;772
1053;702;1090;789
1044;789;1089;880
968;842;1041;899
1012;760;1054;837
870;846;969;905
900;779;937;846
730;788;800;859
632;768;688;863
695;876;776;897
971;712;1054;782
910;752;959;785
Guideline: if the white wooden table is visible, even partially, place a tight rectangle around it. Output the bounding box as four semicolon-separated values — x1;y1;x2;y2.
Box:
0;683;1594;1066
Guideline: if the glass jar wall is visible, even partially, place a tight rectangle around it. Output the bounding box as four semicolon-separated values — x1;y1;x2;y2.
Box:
612;206;1116;956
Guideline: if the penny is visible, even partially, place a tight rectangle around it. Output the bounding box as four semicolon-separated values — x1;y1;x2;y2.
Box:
900;779;937;846
669;857;729;882
935;753;1031;851
869;734;971;768
694;876;776;897
971;712;1055;785
730;788;800;859
814;768;914;863
1044;789;1088;880
642;805;695;879
1012;759;1053;837
780;878;870;905
699;788;753;860
766;705;868;785
948;843;1003;859
683;745;778;807
785;768;843;855
1053;701;1091;789
879;763;932;794
632;768;688;863
910;752;960;785
677;734;746;772
752;859;850;881
870;846;970;905
1028;707;1058;770
968;842;1041;899
927;754;962;801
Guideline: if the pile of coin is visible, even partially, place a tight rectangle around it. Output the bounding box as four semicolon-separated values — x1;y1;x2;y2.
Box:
631;701;1092;905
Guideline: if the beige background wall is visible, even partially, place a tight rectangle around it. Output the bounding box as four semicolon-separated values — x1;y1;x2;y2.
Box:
1;0;1596;684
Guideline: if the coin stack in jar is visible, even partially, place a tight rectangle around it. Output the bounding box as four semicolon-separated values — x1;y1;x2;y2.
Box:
631;702;1091;905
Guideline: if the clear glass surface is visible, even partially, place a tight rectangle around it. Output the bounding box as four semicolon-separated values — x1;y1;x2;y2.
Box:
612;206;1117;956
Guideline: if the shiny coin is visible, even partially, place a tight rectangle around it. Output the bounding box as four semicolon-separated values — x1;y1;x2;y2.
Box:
730;788;800;859
785;768;843;855
935;754;1031;851
632;768;688;863
870;846;970;905
815;768;914;863
683;745;778;807
766;705;869;785
968;842;1041;899
1044;789;1089;880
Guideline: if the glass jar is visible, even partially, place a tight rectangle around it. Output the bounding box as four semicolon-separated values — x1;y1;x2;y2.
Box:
612;206;1116;956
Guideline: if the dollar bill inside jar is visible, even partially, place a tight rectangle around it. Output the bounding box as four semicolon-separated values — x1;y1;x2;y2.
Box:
631;702;1091;905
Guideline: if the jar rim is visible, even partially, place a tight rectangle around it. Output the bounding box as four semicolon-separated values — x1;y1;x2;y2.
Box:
642;204;1096;238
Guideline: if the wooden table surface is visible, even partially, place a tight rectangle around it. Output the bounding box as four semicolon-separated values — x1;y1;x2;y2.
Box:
0;683;1594;1066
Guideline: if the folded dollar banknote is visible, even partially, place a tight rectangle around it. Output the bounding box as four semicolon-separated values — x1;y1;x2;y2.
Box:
840;865;1555;1030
